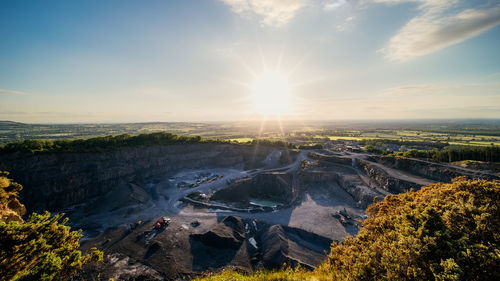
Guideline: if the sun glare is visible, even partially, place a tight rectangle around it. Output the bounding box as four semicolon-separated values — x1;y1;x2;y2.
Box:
251;70;291;115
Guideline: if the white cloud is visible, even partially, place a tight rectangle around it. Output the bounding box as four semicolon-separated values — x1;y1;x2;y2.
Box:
323;0;347;11
220;0;307;27
0;89;24;95
376;0;500;61
336;15;356;31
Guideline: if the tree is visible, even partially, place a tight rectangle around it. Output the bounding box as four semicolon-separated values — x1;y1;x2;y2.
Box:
0;172;102;281
0;171;25;222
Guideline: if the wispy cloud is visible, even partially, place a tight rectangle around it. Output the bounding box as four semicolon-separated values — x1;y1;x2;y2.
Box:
377;80;500;97
323;0;347;11
0;89;25;95
220;0;307;27
375;0;500;61
336;16;356;31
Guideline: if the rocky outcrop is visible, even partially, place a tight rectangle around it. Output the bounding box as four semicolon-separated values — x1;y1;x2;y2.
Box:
211;172;296;206
334;173;383;208
300;169;383;208
308;152;352;165
260;225;331;270
0;144;273;212
359;160;423;193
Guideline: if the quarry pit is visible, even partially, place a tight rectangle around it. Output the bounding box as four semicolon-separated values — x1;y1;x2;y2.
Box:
0;143;497;280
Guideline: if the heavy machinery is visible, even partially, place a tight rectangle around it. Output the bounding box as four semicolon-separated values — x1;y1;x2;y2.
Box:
154;216;171;230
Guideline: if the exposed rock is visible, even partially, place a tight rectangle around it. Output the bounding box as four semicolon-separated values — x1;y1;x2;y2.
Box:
190;216;245;249
359;160;424;193
211;172;296;207
300;168;384;208
260;225;331;270
0;144;273;212
308;152;352;165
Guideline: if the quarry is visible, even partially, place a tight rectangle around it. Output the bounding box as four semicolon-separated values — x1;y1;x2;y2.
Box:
0;142;497;280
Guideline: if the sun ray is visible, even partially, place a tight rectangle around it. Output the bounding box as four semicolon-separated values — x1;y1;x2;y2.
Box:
290;74;330;88
217;77;252;88
276;43;286;72
287;50;312;77
233;54;258;77
255;36;267;70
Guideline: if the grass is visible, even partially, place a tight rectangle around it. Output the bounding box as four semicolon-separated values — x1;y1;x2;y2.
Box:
195;267;329;281
327;136;364;141
228;138;253;143
325;130;500;147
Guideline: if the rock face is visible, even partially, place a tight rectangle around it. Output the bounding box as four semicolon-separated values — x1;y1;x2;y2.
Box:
359;160;424;193
211;172;296;206
300;168;384;208
260;225;331;270
308;152;352;165
0;144;273;212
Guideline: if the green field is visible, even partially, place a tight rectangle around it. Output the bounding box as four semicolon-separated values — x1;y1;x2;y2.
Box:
1;120;499;148
325;129;500;147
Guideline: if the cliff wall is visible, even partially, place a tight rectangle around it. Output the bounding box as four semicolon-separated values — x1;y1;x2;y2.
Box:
0;144;273;212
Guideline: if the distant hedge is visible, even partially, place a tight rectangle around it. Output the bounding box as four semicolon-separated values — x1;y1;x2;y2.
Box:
297;143;323;150
0;132;295;154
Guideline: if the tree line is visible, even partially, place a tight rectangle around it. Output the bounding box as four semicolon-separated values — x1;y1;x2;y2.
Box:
360;139;499;163
358;139;449;149
394;145;500;163
0;132;297;154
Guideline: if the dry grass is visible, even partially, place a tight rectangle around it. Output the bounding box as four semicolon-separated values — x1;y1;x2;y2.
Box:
195;267;330;281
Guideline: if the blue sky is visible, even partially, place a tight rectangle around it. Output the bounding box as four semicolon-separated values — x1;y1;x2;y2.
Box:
1;0;499;122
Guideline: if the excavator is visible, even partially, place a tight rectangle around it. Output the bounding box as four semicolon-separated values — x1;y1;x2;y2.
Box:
154;216;171;230
145;216;171;244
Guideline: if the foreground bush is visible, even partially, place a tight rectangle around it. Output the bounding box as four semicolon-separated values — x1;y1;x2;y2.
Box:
0;172;102;281
199;178;500;281
0;171;26;222
323;177;499;280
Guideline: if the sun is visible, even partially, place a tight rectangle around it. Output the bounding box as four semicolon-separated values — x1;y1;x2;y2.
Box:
251;70;291;115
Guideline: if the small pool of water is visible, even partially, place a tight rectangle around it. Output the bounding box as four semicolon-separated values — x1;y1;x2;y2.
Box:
249;199;282;208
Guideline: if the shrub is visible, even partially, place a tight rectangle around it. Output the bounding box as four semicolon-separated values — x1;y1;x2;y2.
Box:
0;172;102;281
322;178;500;281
